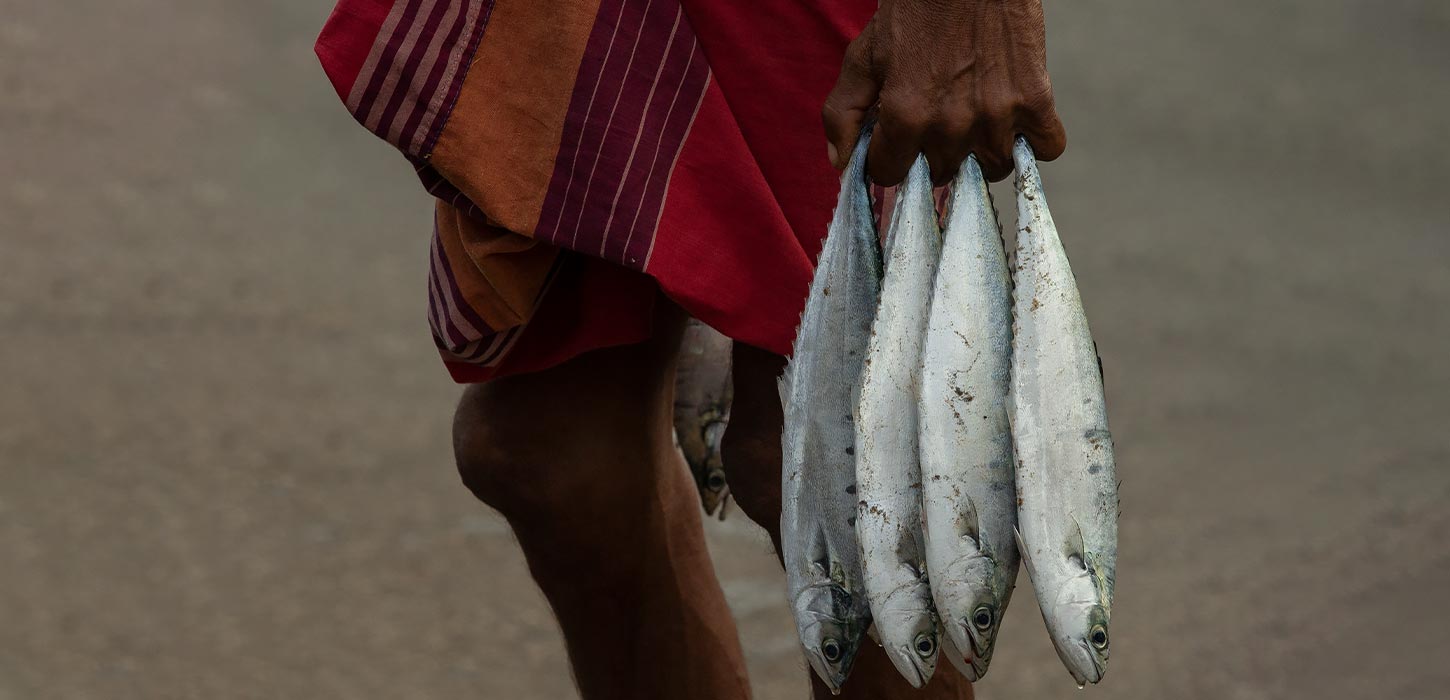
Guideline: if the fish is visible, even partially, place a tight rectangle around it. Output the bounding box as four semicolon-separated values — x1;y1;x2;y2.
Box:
1008;136;1118;687
917;154;1019;681
853;155;942;688
673;318;734;519
780;131;880;693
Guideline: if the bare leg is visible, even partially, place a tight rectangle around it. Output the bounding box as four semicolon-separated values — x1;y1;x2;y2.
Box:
453;303;751;700
723;342;975;700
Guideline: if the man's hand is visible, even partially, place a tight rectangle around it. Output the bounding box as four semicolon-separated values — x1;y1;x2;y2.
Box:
822;0;1066;185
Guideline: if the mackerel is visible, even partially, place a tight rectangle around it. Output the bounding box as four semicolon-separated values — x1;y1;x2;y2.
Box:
854;156;941;688
780;132;880;693
673;318;734;519
918;155;1019;681
1008;137;1118;686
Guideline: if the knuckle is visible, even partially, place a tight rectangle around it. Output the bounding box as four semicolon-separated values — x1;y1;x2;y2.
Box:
982;98;1017;126
936;109;974;140
844;34;870;66
842;29;877;76
880;97;931;136
1022;84;1058;114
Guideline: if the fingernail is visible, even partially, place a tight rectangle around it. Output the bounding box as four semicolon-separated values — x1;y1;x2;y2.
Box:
827;142;840;168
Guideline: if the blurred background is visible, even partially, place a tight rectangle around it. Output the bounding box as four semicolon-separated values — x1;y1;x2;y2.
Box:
2;0;1447;698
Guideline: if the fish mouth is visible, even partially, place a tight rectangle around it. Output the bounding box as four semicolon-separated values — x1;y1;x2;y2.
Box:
960;621;993;681
889;644;929;689
1066;639;1104;685
965;650;989;681
805;654;844;694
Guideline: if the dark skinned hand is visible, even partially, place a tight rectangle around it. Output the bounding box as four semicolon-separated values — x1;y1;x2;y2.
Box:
822;0;1066;185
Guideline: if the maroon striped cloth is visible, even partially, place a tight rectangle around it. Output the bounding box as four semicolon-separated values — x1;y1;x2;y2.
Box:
317;0;878;381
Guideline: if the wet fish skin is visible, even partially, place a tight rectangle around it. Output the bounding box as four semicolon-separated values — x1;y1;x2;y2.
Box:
1008;137;1118;686
673;318;734;519
780;132;879;693
918;155;1019;682
854;156;941;689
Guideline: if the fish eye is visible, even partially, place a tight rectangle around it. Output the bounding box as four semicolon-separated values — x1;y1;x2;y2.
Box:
821;638;842;663
972;606;994;631
914;633;936;657
1089;625;1109;650
706;472;727;491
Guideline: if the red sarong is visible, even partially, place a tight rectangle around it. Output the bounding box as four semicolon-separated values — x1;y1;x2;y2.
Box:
316;0;875;381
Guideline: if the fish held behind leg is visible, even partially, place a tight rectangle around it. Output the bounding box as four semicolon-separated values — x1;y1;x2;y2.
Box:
1008;137;1118;686
673;318;734;518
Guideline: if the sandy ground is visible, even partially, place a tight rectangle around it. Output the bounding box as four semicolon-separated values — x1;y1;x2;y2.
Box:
2;1;1448;698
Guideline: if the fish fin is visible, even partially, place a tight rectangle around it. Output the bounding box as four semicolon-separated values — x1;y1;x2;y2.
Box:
957;496;981;549
809;526;832;578
1085;550;1115;614
1014;528;1038;584
1065;517;1087;563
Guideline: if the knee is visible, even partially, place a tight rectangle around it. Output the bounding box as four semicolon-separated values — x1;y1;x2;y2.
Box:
452;385;547;515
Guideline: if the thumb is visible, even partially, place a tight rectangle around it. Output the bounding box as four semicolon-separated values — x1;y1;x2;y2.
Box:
821;24;881;169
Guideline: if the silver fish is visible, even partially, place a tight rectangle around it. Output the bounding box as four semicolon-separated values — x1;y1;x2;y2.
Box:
780;132;880;693
918;155;1019;681
673;318;734;519
1008;137;1118;687
854;156;941;688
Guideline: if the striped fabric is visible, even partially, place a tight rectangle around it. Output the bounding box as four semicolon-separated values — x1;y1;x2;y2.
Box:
342;0;494;157
426;221;524;365
536;0;708;270
316;0;878;382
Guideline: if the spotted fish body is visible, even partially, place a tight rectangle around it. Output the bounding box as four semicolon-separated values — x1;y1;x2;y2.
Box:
853;156;942;688
780;133;880;693
673;318;734;519
917;155;1019;681
1008;138;1118;686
